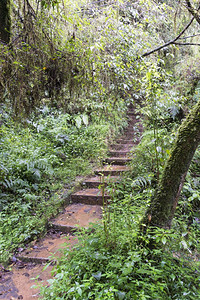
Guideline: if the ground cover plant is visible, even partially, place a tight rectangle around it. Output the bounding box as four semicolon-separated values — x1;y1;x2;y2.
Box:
0;106;127;263
39;154;200;299
40;91;200;299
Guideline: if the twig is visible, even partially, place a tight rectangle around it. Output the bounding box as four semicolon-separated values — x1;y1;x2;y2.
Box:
179;33;200;39
173;42;200;46
141;17;194;57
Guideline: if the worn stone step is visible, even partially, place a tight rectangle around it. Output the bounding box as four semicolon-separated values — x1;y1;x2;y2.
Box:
71;188;110;205
128;115;138;120
16;233;77;264
121;133;135;140
116;139;134;144
95;165;130;176
118;137;134;143
124;121;135;126
51;203;102;233
109;150;131;157
104;157;131;165
127;110;135;115
124;127;134;132
83;175;120;188
124;123;134;127
0;264;54;300
110;143;133;150
128;117;138;121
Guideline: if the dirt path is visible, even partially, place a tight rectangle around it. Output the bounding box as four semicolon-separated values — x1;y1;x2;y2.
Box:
0;109;141;300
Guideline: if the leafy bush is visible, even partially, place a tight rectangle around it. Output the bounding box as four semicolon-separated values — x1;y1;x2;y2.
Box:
40;111;200;299
0;108;125;263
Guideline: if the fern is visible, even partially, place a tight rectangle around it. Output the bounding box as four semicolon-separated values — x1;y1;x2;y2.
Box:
131;176;151;190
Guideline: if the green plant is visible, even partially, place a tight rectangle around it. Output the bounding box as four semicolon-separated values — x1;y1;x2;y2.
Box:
40;108;200;299
0;106;125;263
40;189;200;299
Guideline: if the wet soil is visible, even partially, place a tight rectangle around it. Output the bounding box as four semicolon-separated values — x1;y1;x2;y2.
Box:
0;264;53;300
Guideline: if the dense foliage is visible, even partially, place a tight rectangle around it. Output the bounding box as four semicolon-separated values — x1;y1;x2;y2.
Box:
0;107;127;262
40;118;200;299
0;0;200;298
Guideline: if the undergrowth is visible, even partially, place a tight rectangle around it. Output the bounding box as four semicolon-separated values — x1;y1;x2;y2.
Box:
40;182;200;299
0;106;127;263
40;110;200;299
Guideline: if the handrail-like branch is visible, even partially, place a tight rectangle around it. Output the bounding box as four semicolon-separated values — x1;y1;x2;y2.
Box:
179;33;200;39
141;17;195;57
173;42;200;46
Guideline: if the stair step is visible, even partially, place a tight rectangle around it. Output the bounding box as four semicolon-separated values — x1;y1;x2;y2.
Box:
9;264;53;300
110;143;133;150
17;234;77;264
116;139;134;144
95;165;130;176
124;127;134;132
71;188;110;205
127;111;135;115
83;176;120;188
109;150;131;157
105;157;131;165
51;203;102;233
51;224;79;234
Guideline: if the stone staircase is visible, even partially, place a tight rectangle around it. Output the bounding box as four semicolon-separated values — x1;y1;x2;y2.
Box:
0;109;141;300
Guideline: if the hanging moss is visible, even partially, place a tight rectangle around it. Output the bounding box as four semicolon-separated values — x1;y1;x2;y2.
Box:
146;99;200;228
0;0;11;43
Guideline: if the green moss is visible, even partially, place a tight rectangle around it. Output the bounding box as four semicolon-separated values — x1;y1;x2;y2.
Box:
148;100;200;228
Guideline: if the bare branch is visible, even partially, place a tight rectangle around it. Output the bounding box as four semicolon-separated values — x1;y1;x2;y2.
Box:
179;33;200;39
173;42;200;46
141;17;194;57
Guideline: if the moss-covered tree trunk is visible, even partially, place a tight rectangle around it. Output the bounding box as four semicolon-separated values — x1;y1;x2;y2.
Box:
144;99;200;229
0;0;11;43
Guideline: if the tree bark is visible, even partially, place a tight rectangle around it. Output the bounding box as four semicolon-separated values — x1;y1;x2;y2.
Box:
144;99;200;229
185;0;200;25
0;0;11;44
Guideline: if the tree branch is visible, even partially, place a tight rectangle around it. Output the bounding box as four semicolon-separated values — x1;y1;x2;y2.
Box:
173;42;200;46
179;33;200;39
185;0;200;25
142;17;194;57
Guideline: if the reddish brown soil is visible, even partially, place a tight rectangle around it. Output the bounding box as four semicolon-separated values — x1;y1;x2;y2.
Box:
52;203;102;227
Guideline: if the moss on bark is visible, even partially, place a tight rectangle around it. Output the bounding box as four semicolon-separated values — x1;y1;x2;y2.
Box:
0;0;11;43
146;99;200;228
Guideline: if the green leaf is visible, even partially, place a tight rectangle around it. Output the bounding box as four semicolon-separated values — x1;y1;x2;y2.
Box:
161;236;167;245
82;114;89;126
75;116;82;128
116;291;126;299
92;271;102;280
77;287;82;296
181;240;188;249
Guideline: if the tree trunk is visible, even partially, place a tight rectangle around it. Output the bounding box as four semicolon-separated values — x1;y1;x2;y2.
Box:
0;0;11;44
144;99;200;229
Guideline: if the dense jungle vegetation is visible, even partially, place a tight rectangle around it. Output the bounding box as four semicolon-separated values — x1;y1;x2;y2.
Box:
0;0;200;298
